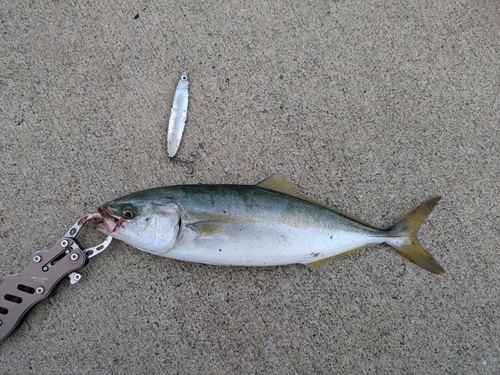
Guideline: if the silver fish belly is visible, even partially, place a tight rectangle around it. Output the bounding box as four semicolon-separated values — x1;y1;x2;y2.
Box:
167;71;189;158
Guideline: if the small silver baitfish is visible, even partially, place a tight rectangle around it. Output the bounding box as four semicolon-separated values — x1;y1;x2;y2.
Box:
96;174;446;275
167;71;189;158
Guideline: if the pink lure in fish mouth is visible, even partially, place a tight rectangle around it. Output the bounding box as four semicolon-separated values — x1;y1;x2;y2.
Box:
96;206;125;234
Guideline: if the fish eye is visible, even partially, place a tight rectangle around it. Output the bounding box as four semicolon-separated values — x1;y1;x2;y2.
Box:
181;75;187;80
121;208;135;219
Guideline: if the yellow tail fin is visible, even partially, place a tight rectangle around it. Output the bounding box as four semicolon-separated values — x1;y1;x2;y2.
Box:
386;196;446;275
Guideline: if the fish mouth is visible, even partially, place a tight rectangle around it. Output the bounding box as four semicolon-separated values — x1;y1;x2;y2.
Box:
96;206;125;234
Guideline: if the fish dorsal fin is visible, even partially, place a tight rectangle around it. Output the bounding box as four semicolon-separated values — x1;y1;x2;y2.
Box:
257;174;378;229
256;174;308;200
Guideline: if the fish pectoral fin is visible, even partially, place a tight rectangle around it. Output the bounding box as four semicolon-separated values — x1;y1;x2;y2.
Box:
187;221;230;237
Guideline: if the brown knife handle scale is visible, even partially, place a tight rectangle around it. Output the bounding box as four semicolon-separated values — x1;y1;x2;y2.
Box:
0;239;87;342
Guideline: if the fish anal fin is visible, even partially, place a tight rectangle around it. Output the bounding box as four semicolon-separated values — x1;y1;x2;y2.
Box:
306;245;369;269
188;221;230;237
307;256;335;269
257;174;378;229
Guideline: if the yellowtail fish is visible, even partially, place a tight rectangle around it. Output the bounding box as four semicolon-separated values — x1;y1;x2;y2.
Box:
96;175;446;275
167;71;189;158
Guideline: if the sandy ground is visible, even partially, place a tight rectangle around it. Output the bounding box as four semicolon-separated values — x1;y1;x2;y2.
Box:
0;1;498;374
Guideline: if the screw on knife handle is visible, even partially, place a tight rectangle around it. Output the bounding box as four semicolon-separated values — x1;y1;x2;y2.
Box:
0;239;87;342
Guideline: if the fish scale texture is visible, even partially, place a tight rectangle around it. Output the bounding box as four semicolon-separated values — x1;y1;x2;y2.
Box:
0;0;499;374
